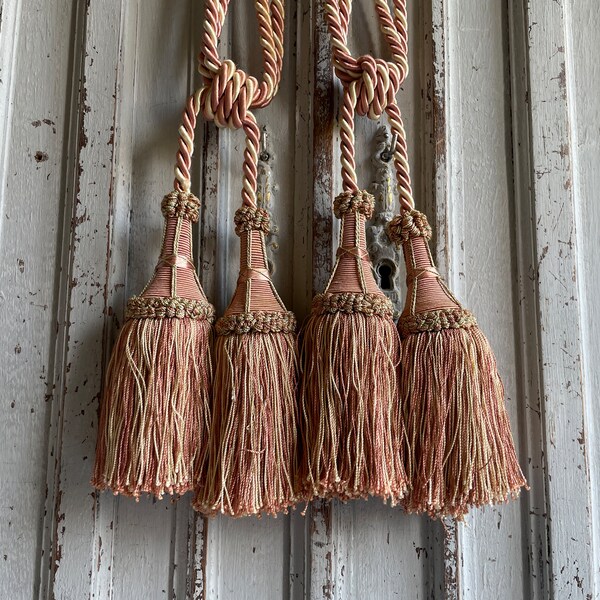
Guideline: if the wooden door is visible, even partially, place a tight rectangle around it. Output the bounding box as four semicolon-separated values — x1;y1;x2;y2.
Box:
1;0;598;598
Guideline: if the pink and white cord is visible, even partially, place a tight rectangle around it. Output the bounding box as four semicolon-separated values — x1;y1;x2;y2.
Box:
324;0;414;211
174;0;284;209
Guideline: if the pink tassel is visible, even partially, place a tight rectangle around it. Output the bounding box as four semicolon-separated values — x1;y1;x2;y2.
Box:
388;209;528;518
92;192;214;499
299;191;407;504
194;207;299;517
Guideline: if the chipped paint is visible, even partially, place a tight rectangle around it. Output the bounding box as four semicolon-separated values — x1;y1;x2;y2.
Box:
1;0;599;598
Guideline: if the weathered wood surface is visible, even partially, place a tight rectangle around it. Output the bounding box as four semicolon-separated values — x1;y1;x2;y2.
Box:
0;0;598;598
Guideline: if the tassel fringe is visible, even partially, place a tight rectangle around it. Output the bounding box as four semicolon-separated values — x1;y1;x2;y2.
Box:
196;330;298;517
401;324;528;519
92;316;212;499
300;300;407;504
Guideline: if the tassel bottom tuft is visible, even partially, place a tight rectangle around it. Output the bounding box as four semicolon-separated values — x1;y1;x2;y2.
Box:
92;316;213;499
400;321;528;519
196;321;298;517
299;293;407;504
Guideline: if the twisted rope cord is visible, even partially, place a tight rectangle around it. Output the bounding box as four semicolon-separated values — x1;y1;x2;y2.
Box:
324;0;414;211
174;0;284;207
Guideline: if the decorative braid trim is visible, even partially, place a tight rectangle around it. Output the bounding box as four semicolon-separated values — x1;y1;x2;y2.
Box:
333;190;375;219
234;206;271;235
387;209;432;244
161;191;201;223
126;296;215;321
216;310;297;335
399;308;477;335
312;292;394;318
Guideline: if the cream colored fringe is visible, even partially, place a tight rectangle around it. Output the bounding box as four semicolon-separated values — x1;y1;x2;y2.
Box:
195;331;298;517
299;311;407;504
92;317;212;499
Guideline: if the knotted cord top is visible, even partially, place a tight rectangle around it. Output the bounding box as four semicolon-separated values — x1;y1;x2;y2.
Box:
132;191;214;321
324;0;414;211
171;0;292;330
174;0;284;206
320;0;412;307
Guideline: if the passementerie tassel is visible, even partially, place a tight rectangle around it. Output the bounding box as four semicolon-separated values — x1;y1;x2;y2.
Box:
299;191;407;504
194;207;298;517
92;191;214;499
387;209;528;518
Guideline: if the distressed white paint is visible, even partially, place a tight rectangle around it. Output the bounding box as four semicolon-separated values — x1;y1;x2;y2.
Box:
0;0;598;598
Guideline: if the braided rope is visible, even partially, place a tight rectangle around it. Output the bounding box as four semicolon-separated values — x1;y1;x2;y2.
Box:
126;296;216;321
312;292;395;317
174;0;284;208
387;208;432;244
398;307;477;336
216;310;296;335
324;0;414;210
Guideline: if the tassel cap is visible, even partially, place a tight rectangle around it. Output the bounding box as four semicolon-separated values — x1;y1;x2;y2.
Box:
325;190;384;300
219;206;295;334
388;209;475;336
129;191;214;322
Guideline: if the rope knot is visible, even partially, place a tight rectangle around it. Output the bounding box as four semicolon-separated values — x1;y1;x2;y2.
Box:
352;56;401;119
201;60;258;129
333;190;374;219
234;206;271;235
161;191;200;223
387;209;432;244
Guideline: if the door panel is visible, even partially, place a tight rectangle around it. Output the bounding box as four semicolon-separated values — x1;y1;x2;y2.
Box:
0;0;597;598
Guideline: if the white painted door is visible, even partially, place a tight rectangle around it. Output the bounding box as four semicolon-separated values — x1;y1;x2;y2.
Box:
1;0;598;598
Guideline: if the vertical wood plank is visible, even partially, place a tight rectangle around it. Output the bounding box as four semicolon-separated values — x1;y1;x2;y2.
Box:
567;0;600;594
44;0;130;597
506;1;549;597
107;1;198;597
422;1;460;596
450;1;528;597
289;0;314;596
307;0;336;595
525;1;596;597
438;1;536;598
0;0;81;597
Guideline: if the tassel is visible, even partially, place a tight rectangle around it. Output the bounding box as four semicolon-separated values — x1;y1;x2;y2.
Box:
299;191;406;504
92;191;214;499
195;207;298;517
387;209;528;518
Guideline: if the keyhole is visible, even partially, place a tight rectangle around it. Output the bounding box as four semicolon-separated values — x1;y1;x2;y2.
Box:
377;261;394;291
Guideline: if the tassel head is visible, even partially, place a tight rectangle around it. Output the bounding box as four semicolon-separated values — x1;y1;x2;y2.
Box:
195;206;299;517
388;209;528;518
299;191;407;504
92;191;214;499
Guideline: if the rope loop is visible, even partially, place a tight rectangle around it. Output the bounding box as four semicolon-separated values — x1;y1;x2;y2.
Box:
173;0;284;205
325;0;414;210
200;60;258;129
